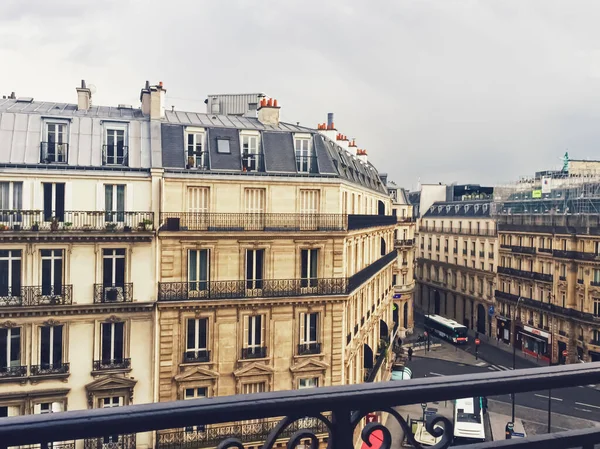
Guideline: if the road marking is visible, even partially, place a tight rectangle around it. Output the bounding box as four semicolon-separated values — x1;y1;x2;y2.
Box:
487;366;495;370
497;365;509;371
575;402;600;410
575;407;592;413
475;362;487;367
429;372;444;376
534;394;563;401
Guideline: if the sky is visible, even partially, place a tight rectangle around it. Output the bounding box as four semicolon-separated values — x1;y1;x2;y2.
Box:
3;0;600;190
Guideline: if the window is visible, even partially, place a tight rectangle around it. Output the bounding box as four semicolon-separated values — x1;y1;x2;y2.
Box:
187;187;210;213
184;387;207;432
40;325;63;368
185;318;208;361
0;182;23;221
243;315;265;357
35;401;63;414
244;188;265;213
0;327;21;372
101;396;124;444
241;134;261;171
300;312;318;345
188;249;210;291
0;250;21;297
185;131;207;169
102;249;126;301
299;377;319;389
578;266;584;282
594;298;600;318
594;269;600;284
246;249;264;289
301;249;318;287
42;122;68;163
41;249;63;296
101;321;124;364
216;138;230;154
295;138;312;173
43;183;65;222
300;190;320;214
104;127;127;165
105;185;125;223
242;382;266;394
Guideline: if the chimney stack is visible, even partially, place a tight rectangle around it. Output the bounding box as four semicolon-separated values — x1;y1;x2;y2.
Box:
76;80;92;111
257;97;280;126
317;113;337;141
148;81;166;119
356;149;368;163
140;81;151;115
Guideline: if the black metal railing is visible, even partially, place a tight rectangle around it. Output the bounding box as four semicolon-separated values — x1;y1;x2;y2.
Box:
538;247;553;254
394;239;414;247
500;245;537;255
347;214;397;230
183;350;211;363
295;155;318;173
498;214;600;235
348;251;396;292
419;226;497;237
160;213;346;232
30;363;70;376
241;347;267;359
93;358;131;371
40;142;69;164
0;210;154;232
4;365;600;449
297;343;321;356
158;278;347;301
592;281;600;287
497;266;553;283
102;145;129;166
242;152;265;172
84;434;136;449
0;365;27;378
0;285;73;307
186;152;209;170
93;284;133;303
559;330;568;337
559;276;567;281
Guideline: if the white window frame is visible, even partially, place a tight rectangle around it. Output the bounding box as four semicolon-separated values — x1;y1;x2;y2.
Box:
103;249;126;285
299;377;319;389
1;327;21;368
103;123;129;165
300;312;319;345
245;315;264;349
186;318;208;352
185;130;207;168
101;321;125;362
188;249;210;292
43;120;69;163
0;250;21;296
294;136;312;173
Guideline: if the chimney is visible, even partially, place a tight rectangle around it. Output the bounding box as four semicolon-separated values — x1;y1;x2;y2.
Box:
150;81;166;119
356;149;368;163
317;112;337;141
76;80;92;111
9;92;16;100
140;81;151;115
257;98;280;126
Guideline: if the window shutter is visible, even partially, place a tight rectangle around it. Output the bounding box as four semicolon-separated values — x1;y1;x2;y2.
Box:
52;402;63;413
34;403;41;414
243;316;249;348
299;313;305;344
8;405;19;417
260;315;265;347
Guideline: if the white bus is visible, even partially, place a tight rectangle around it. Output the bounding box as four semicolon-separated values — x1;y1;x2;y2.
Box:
424;314;468;344
453;397;486;445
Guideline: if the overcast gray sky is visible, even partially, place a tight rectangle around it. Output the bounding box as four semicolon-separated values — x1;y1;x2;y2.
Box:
3;0;600;190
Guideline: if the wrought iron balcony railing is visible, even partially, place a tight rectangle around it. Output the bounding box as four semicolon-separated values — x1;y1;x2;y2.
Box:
183;350;210;363
0;285;72;307
0;365;27;378
30;363;70;376
497;266;553;283
295;155;318;174
0;210;154;232
93;358;131;371
500;244;537;255
242;152;265;172
3;365;600;449
83;434;135;449
394;239;414;247
498;214;600;235
93;283;133;303
297;342;321;356
419;226;497;237
241;347;267;359
40;142;68;164
102;144;129;166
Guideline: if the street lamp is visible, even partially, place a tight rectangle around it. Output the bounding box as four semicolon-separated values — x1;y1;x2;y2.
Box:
511;296;523;423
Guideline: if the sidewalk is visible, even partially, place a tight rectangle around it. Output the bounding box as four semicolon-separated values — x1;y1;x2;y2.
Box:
488;411;526;440
407;339;488;367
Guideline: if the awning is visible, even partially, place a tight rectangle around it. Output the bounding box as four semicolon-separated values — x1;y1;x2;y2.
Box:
520;330;547;343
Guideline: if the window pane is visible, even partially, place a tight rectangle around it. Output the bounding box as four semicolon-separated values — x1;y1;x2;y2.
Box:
189;251;197;283
199;319;207;348
101;323;111;361
53;326;63;364
0;329;6;368
40;327;51;365
186;319;195;350
114;322;124;360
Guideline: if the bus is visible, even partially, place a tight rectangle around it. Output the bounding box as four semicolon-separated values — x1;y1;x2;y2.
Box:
453;397;486;445
423;314;468;344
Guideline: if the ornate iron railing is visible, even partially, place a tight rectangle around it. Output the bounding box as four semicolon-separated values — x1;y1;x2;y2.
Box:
500;244;537;255
40;142;69;164
30;363;70;376
241;347;267;359
93;283;133;303
0;285;72;307
183;350;210;363
3;365;600;449
394;239;414;247
0;365;27;378
102;144;129;166
158;278;348;301
297;343;321;355
497;266;553;283
83;434;136;449
242;152;265;172
0;210;154;232
93;358;131;371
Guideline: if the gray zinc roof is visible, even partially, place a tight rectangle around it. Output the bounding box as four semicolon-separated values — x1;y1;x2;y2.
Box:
0;98;147;120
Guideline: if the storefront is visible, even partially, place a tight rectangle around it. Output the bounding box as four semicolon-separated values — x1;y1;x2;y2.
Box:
520;325;551;360
496;316;511;344
589;350;600;362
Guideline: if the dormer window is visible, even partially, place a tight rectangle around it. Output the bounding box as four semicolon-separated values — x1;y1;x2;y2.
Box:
185;130;207;169
241;132;263;172
294;136;313;173
41;121;69;164
103;124;128;166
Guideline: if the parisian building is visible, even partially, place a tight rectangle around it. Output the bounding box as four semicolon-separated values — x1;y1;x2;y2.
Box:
0;83;412;447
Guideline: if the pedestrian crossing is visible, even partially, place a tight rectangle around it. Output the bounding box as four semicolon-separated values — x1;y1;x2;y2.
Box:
487;364;510;371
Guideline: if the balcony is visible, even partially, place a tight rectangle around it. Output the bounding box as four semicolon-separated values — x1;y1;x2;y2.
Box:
498;214;600;235
4;365;600;449
592;281;600;287
297;342;321;356
186;152;209;170
295;155;319;174
559;276;567;281
102;144;129;166
479;251;485;257
0;210;154;232
538;247;553;254
497;266;553;283
0;365;27;379
462;249;467;255
419;226;497;237
470;250;475;256
40;142;68;164
559;330;568;337
453;248;458;254
183;350;210;363
241;347;267;359
93;358;131;372
30;362;70;376
347;214;397;230
500;245;537;255
242;152;265;172
488;252;494;258
94;283;133;303
394;239;414;248
0;285;72;307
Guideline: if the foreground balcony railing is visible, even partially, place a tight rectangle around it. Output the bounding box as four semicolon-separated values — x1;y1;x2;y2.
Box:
2;365;600;449
83;434;135;449
93;283;134;303
93;358;131;372
0;285;73;307
0;210;154;232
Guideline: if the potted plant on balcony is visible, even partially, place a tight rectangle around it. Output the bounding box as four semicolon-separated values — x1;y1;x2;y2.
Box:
32;221;40;232
50;217;59;232
123;225;132;232
82;224;92;232
105;222;118;232
63;222;73;231
0;224;7;232
106;288;119;302
142;219;153;231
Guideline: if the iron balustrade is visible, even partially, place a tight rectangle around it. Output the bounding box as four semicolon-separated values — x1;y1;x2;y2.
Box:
93;358;131;371
158;278;347;301
40;142;69;164
394;239;414;247
242;152;265;172
500;245;537;255
93;283;133;303
83;434;135;449
497;266;553;283
241;347;267;359
0;285;72;307
102;145;129;166
30;363;70;376
183;350;211;363
295;155;318;173
160;213;346;232
559;276;567;281
419;226;497;237
0;210;154;232
347;214;397;230
498;214;600;235
538;247;553;253
0;365;27;378
592;281;600;287
3;365;600;449
297;343;321;356
348;251;396;292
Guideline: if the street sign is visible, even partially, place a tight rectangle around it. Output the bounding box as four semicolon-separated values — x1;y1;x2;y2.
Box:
393;294;402;299
562;350;568;357
475;339;481;345
366;413;378;423
488;306;495;317
512;432;525;438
